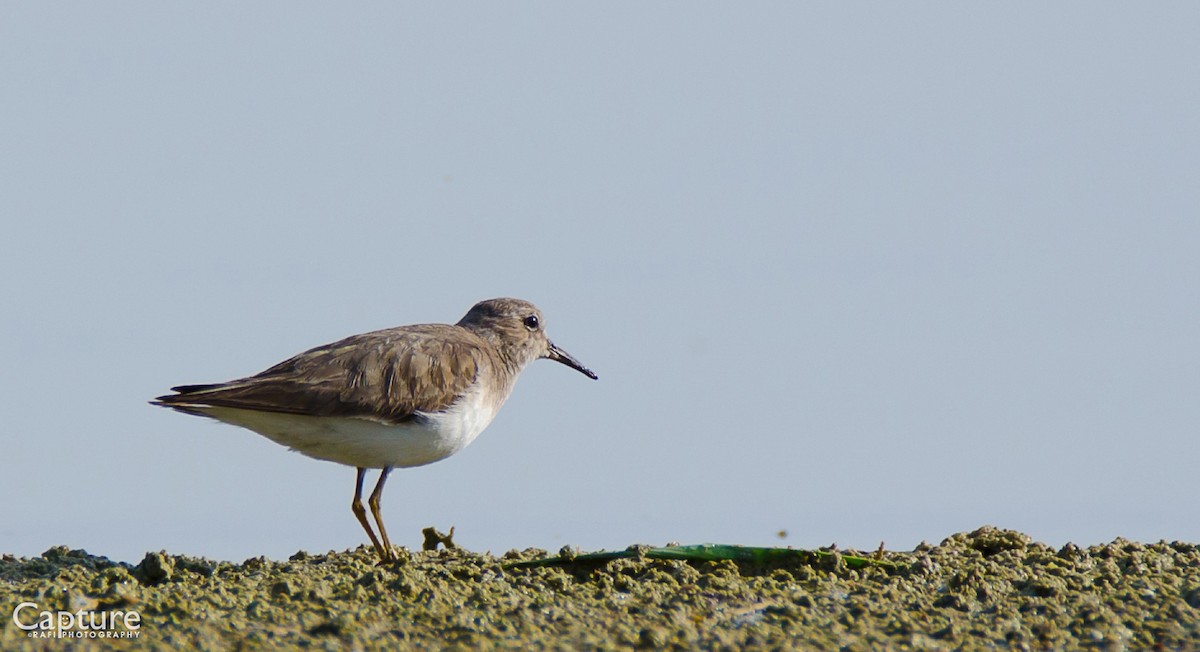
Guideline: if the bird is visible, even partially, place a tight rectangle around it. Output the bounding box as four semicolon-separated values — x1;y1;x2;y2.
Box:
152;297;597;561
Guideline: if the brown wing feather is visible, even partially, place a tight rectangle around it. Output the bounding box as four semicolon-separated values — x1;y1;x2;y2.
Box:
154;324;487;423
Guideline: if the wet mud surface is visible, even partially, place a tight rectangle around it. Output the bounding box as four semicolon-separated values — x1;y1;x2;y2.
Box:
3;526;1199;650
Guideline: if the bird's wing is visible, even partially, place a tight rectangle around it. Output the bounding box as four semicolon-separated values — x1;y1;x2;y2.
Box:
153;325;487;423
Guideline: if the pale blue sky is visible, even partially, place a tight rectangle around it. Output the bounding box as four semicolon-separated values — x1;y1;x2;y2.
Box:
2;3;1198;563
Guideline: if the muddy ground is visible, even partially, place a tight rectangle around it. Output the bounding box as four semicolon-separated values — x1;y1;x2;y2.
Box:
2;526;1198;650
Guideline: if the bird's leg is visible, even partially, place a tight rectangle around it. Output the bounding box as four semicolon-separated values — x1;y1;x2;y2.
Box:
368;466;395;562
352;467;389;561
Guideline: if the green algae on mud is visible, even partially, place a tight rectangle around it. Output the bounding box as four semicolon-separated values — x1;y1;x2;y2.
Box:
3;527;1200;650
506;543;898;571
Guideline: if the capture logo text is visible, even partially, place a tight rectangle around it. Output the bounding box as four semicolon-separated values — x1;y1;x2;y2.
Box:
12;602;141;639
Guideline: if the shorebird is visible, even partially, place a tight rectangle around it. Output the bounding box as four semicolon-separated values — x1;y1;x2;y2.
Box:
153;298;597;561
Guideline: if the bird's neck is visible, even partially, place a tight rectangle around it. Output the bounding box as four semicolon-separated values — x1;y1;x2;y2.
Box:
460;325;531;382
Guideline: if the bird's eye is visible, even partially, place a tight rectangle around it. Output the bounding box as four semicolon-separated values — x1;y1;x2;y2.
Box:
523;314;540;330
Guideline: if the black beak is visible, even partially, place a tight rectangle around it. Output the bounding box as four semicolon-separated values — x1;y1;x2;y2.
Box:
545;341;598;380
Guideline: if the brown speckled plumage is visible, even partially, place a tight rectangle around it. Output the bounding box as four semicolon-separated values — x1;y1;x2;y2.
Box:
152;298;596;562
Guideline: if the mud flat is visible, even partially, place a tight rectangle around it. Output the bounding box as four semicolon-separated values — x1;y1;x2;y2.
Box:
3;526;1199;650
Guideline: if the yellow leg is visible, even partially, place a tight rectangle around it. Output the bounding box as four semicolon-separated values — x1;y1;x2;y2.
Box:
368;466;395;562
351;467;390;561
